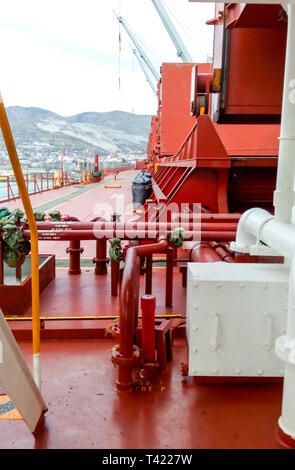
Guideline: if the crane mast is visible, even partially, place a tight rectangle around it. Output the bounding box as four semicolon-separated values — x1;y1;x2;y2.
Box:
131;48;158;97
113;10;161;82
151;0;193;62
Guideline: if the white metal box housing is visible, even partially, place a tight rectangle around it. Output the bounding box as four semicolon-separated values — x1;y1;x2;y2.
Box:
186;262;289;377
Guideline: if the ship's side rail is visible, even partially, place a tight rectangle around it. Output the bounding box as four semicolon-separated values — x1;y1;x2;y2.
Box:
0;171;73;203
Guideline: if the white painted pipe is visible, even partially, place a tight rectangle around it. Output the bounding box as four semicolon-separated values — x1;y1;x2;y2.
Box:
274;4;295;223
232;208;295;258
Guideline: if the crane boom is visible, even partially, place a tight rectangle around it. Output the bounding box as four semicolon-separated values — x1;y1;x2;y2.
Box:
113;10;161;82
131;48;158;97
151;0;193;62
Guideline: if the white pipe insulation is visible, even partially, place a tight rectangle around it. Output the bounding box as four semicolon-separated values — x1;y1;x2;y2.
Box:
274;4;295;223
231;4;295;443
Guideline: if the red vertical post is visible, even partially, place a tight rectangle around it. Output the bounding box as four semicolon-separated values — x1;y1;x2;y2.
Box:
165;248;173;307
94;153;99;172
93;239;107;274
141;295;156;363
35;174;40;192
7;176;9;201
34;174;36;193
47;172;49;190
66;240;84;275
111;259;120;296
41;173;43;192
145;255;153;295
173;245;177;267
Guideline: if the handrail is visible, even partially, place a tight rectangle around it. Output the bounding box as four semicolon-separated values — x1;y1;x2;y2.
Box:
0;171;72;203
0;92;41;388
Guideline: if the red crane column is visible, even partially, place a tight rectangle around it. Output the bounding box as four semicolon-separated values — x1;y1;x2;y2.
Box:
94;154;99;173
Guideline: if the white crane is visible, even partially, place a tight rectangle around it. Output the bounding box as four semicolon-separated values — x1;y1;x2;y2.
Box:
131;47;158;97
151;0;193;62
113;10;161;82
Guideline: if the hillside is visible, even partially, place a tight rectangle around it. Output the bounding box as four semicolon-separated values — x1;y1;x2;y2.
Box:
0;107;152;161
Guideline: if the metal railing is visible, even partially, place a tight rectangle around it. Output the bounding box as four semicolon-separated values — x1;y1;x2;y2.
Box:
0;171;71;203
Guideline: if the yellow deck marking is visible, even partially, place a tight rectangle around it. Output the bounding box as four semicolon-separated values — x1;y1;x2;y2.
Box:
0;395;22;421
104;184;122;188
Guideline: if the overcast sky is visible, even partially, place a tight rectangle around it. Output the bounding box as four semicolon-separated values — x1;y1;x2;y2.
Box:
0;0;214;116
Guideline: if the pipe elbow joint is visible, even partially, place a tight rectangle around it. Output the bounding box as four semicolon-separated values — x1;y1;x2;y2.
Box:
230;208;274;254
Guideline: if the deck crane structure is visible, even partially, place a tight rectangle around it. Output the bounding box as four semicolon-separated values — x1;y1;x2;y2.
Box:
131;47;158;97
151;0;193;62
113;10;161;83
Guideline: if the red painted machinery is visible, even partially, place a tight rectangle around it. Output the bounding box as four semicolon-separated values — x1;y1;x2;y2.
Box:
147;4;287;215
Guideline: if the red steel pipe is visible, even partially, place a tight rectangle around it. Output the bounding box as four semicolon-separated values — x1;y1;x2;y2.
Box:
33;221;238;231
212;243;235;263
171;213;240;222
93;239;108;274
145;255;153;295
191;242;236;264
111;259;120;297
112;238;168;391
23;229;237;242
191;242;221;263
66;240;84;274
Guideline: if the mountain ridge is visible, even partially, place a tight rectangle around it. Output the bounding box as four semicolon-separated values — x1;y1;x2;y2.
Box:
1;106;152;157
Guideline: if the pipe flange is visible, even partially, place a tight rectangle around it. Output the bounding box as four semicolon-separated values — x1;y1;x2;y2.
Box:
275;336;295;366
92;257;109;264
111;345;141;367
66;247;84;254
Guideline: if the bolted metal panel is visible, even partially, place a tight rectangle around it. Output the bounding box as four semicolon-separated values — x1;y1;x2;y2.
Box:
187;262;289;377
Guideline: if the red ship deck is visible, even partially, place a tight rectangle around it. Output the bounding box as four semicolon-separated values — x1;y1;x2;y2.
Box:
0;170;286;449
0;339;283;449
